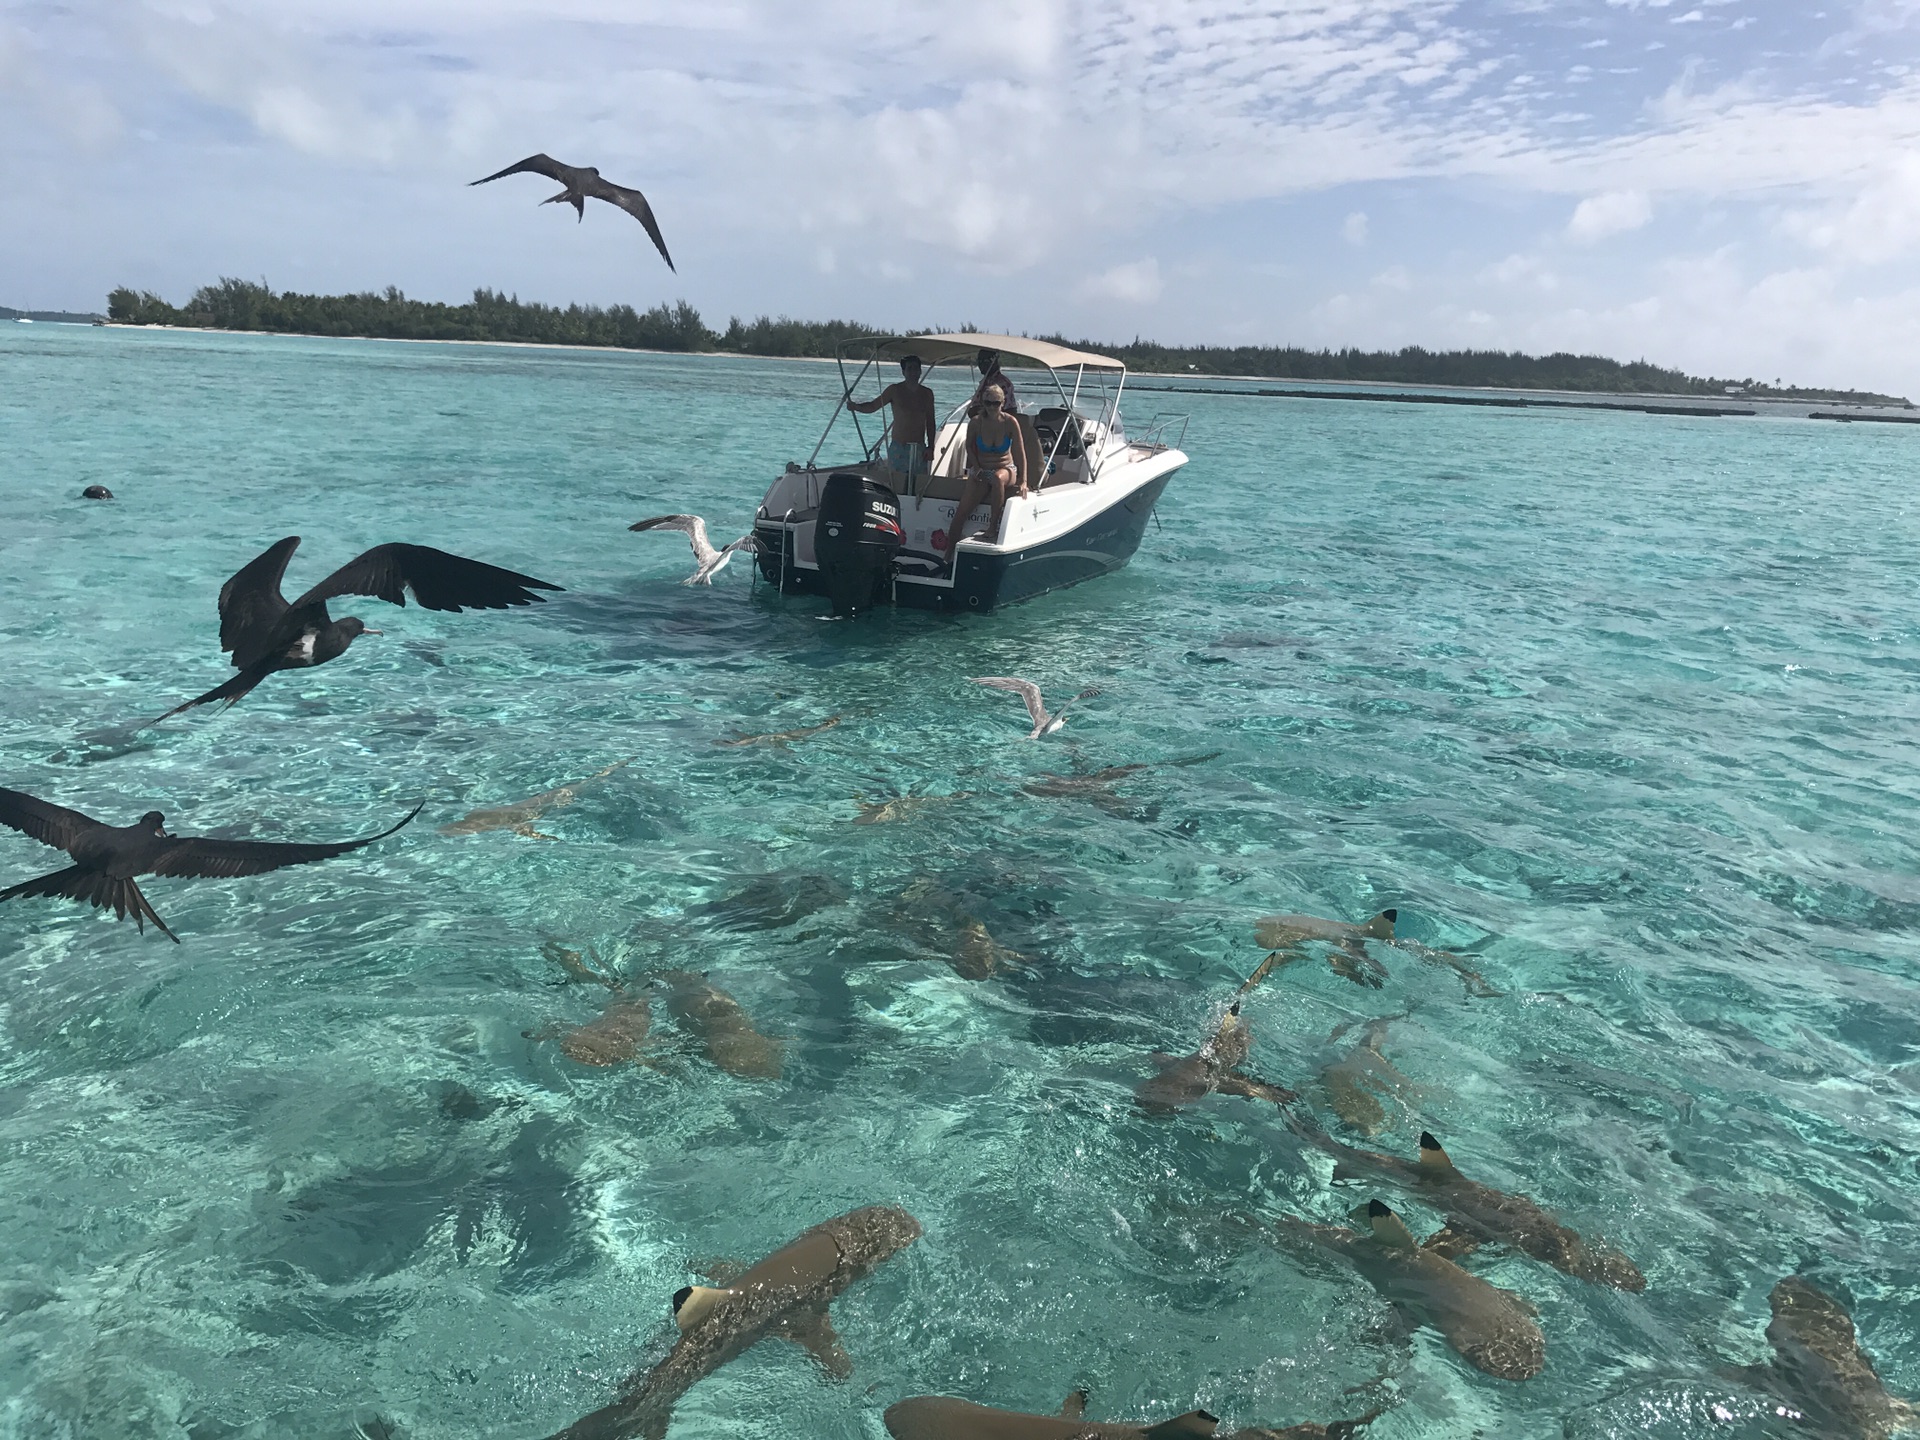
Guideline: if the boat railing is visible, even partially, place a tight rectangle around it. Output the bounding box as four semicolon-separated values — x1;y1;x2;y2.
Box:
1134;413;1189;452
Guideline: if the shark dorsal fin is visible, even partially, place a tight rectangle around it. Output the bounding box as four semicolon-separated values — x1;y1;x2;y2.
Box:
672;1284;730;1331
1364;1199;1420;1250
1143;1411;1220;1439
1418;1131;1455;1169
1061;1388;1089;1419
1364;908;1397;939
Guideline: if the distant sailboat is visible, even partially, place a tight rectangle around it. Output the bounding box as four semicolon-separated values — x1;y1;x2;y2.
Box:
13;317;32;324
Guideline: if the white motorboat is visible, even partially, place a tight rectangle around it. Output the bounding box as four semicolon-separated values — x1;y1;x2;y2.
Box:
752;333;1188;614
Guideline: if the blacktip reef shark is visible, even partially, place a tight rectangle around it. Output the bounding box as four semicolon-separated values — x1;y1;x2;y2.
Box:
1274;1199;1546;1381
1724;1276;1919;1439
546;1204;922;1440
440;758;634;839
854;790;974;825
657;970;783;1080
1136;953;1297;1113
885;1387;1385;1439
526;990;655;1067
542;938;624;990
1254;910;1499;997
1316;1015;1414;1138
713;715;841;748
1300;1127;1645;1291
1021;753;1221;820
895;876;1032;981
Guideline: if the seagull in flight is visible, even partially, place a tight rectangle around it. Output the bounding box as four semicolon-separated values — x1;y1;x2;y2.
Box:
471;154;675;271
0;787;422;942
153;537;562;721
629;515;760;585
970;677;1101;739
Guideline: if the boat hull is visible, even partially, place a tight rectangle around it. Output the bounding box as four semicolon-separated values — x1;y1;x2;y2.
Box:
755;462;1180;613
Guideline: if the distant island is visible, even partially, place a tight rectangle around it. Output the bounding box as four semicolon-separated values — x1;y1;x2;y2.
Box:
102;278;1908;406
4;305;105;324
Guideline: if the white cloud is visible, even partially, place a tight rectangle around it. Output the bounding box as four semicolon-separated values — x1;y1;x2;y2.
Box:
1482;253;1559;290
6;0;1920;394
1079;258;1162;303
1373;264;1412;290
1567;190;1653;242
1781;154;1920;262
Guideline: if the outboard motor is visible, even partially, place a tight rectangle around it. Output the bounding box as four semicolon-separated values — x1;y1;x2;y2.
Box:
813;473;902;616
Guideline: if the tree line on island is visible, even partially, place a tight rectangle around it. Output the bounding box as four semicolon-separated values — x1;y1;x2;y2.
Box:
103;278;1904;405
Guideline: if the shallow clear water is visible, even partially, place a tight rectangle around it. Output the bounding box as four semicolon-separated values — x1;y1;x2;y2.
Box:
2;324;1917;1439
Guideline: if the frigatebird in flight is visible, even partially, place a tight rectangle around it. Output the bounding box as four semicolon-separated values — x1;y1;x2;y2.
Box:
0;787;422;942
471;154;675;271
154;537;562;721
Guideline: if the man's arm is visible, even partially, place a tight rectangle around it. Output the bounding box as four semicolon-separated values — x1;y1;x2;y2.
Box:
918;387;937;448
847;381;897;415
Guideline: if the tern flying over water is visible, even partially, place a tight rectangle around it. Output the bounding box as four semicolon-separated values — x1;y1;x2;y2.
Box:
969;676;1100;739
0;787;422;942
154;537;561;721
471;154;675;271
630;515;760;585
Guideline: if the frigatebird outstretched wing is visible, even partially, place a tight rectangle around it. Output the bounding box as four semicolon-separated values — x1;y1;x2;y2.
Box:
150;802;424;878
471;153;576;188
0;788;101;852
218;535;302;664
578;175;674;271
290;544;561;614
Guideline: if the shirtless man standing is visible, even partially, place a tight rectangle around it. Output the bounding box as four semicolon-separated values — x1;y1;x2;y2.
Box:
848;355;937;478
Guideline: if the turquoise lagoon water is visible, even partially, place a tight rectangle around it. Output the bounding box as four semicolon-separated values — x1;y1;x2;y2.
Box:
1;323;1917;1439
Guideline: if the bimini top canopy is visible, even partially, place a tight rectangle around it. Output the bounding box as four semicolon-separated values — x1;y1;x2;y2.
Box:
867;332;1124;372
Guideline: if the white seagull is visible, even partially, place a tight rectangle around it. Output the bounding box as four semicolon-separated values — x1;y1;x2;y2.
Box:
970;676;1101;739
629;514;760;585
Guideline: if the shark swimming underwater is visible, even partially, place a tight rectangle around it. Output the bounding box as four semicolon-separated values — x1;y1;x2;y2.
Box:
528;990;656;1067
893;877;1032;980
714;715;841;748
1725;1276;1919;1439
547;1205;922;1440
1316;1016;1413;1137
1274;1199;1546;1381
440;758;634;839
657;970;783;1080
1256;910;1398;987
1254;910;1498;996
1135;953;1295;1113
884;1388;1383;1440
1302;1128;1645;1291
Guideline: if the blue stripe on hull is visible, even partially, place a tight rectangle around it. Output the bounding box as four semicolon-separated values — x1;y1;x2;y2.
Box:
757;467;1180;613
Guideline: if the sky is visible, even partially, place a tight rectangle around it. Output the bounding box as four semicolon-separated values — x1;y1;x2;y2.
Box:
5;1;1920;394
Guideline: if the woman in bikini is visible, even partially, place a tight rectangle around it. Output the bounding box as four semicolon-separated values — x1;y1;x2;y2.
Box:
944;384;1026;551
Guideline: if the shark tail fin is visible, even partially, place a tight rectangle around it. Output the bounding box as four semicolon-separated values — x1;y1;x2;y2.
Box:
1417;1131;1455;1169
1362;1199;1420;1250
1364;908;1398;939
1060;1388;1089;1419
1143;1411;1220;1439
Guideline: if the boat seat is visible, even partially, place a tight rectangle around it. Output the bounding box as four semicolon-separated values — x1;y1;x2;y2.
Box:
1033;408;1088;487
917;469;969;501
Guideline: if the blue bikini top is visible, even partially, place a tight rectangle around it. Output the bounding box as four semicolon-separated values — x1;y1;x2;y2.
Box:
973;433;1014;455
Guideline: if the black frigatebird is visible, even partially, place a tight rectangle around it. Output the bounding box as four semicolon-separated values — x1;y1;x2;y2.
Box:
0;787;423;942
470;153;675;271
154;537;562;721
